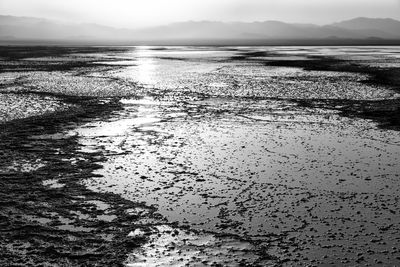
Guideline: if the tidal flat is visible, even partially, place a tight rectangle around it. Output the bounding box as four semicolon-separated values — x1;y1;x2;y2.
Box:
0;46;400;266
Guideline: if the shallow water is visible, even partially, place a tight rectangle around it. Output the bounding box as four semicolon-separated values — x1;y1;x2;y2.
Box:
61;46;400;265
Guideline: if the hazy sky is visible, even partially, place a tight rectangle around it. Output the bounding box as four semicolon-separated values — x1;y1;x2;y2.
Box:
1;0;400;28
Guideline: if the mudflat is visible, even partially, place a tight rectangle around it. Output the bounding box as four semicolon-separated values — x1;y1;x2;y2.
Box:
1;46;399;266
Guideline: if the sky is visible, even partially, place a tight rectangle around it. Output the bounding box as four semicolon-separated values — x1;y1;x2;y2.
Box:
1;0;400;28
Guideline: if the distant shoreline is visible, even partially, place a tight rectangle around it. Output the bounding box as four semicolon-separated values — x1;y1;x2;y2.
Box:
2;39;400;46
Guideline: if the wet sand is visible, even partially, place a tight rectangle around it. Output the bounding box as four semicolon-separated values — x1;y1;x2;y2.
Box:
1;46;400;266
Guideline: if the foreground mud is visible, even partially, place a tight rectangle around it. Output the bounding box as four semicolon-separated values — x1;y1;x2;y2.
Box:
0;47;274;266
80;96;400;266
0;99;269;266
0;98;148;266
1;46;400;266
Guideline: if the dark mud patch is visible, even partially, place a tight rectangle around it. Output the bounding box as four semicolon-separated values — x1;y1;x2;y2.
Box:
0;97;163;266
0;46;128;61
231;50;287;60
263;56;400;90
293;97;400;130
233;52;400;130
0;46;131;73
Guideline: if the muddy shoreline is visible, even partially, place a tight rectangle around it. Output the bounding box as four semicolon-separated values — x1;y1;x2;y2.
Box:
0;94;277;266
1;46;400;266
0;96;153;266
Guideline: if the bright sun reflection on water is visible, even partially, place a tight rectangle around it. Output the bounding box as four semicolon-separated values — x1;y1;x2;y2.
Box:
134;47;157;86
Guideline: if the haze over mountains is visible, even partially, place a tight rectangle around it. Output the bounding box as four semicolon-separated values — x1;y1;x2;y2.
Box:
1;15;400;45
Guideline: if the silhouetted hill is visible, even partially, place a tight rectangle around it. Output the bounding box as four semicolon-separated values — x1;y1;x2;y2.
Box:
128;19;398;40
1;15;400;45
0;15;130;41
330;17;400;38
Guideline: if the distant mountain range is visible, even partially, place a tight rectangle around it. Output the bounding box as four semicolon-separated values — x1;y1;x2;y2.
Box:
1;15;400;45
